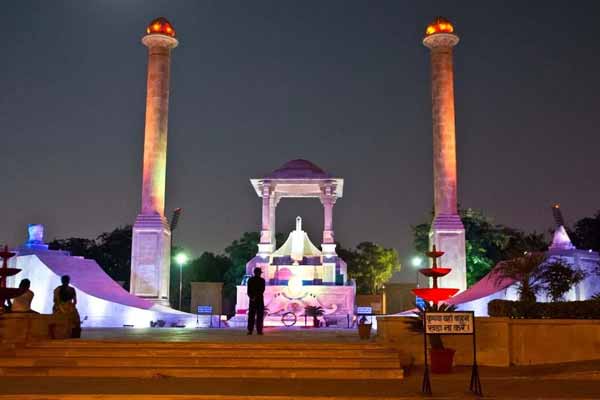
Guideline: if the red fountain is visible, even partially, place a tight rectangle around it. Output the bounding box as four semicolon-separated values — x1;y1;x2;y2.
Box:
412;245;459;305
0;245;25;313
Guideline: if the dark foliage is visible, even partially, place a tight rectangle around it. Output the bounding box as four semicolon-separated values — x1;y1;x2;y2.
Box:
344;242;400;295
570;211;600;252
539;259;586;302
488;299;600;319
492;252;547;303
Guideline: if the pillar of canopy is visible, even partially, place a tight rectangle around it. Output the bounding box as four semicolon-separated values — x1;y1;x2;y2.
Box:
250;159;344;257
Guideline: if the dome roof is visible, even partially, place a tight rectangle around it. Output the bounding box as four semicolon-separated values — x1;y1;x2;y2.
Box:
425;16;455;36
266;159;332;179
146;17;176;37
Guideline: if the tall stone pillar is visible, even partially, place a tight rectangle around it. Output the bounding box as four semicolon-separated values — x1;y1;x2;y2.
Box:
130;17;179;304
423;17;467;292
320;184;337;256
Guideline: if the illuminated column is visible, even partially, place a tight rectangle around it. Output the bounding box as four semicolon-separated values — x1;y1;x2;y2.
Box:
423;17;466;292
130;17;178;304
269;194;280;246
321;184;337;257
258;183;275;256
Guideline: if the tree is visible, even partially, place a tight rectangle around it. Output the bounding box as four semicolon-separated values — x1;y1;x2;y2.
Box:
222;232;261;304
493;252;547;302
48;237;97;257
570;211;600;252
169;251;233;312
539;259;586;302
221;232;285;315
347;242;400;295
413;209;548;286
190;252;232;283
94;226;132;286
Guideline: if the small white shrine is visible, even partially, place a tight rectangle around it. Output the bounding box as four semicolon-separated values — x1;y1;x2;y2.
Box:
234;159;355;327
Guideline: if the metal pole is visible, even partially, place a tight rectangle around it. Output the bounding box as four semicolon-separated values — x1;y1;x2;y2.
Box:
422;317;432;395
470;312;483;396
178;262;183;310
416;269;419;288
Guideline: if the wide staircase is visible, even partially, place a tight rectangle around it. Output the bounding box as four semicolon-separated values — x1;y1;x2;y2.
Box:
0;339;404;380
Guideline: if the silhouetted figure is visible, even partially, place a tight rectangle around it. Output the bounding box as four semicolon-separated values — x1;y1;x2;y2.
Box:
11;279;35;313
247;267;265;335
53;275;81;338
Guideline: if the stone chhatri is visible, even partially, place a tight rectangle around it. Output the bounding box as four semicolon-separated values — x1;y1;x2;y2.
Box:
233;160;353;326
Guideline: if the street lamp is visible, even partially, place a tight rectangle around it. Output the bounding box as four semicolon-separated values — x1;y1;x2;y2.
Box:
175;252;188;310
411;256;423;287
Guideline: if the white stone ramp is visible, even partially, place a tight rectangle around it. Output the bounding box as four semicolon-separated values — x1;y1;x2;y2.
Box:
9;252;199;328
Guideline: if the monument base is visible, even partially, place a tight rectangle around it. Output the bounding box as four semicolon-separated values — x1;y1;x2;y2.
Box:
430;213;467;292
234;284;355;327
130;214;171;302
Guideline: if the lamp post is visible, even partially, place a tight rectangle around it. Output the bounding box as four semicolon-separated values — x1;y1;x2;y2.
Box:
175;253;188;310
411;256;423;287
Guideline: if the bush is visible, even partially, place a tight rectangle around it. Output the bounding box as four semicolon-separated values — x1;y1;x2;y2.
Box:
488;299;600;319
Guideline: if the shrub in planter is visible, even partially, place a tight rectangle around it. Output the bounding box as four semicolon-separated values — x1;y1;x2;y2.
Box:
404;302;457;373
357;315;372;339
304;306;324;327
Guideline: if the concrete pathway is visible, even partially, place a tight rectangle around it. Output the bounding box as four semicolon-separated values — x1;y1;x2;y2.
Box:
2;362;600;399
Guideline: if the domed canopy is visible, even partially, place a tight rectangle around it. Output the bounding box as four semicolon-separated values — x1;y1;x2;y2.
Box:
425;16;455;36
146;17;176;37
266;159;332;179
250;159;343;198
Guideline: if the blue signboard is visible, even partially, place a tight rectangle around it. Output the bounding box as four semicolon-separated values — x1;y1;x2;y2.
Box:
197;305;213;315
356;306;373;315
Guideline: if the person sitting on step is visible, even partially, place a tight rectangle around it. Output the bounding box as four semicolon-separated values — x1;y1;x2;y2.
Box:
11;279;36;313
53;275;81;338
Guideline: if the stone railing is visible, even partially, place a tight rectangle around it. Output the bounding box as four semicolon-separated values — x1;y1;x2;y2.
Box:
377;316;600;366
0;313;71;343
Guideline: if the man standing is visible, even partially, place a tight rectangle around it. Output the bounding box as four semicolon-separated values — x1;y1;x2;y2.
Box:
247;267;265;335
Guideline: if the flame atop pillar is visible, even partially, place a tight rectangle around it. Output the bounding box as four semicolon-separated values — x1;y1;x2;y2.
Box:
146;17;176;37
425;16;455;36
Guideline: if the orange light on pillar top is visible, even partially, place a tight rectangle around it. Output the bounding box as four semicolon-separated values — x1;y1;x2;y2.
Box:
425;16;455;36
146;17;176;38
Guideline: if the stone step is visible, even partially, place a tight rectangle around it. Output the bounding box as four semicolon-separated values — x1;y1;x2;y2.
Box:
0;366;404;380
24;340;382;350
0;395;405;400
13;347;396;359
0;356;400;369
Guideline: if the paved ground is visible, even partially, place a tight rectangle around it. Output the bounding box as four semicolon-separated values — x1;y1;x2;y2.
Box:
2;362;600;399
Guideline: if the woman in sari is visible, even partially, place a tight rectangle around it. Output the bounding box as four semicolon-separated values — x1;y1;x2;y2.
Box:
53;275;81;338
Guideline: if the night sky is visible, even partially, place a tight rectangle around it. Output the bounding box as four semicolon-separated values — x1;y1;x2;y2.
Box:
1;1;599;282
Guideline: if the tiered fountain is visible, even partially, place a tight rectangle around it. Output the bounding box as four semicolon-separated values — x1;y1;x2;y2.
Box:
0;245;25;313
412;245;459;305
